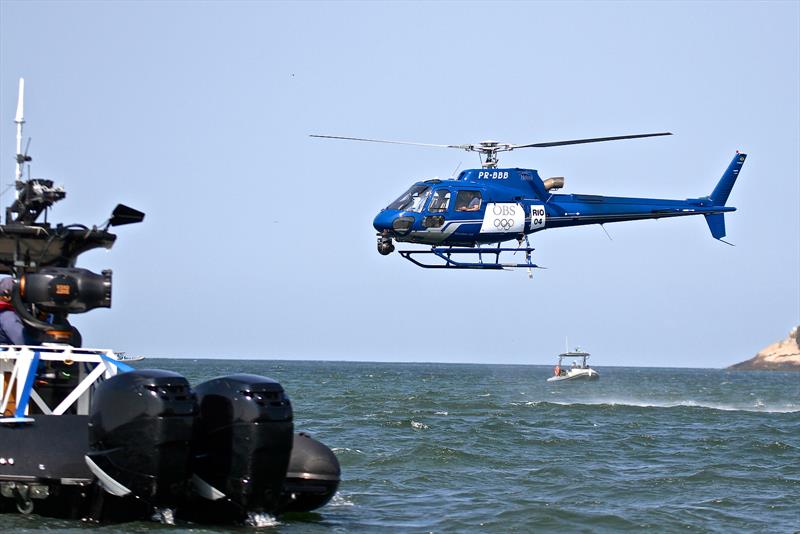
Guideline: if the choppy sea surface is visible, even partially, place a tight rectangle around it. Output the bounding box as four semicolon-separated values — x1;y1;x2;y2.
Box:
6;359;799;533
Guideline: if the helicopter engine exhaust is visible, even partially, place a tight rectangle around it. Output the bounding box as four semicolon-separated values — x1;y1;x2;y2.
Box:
543;177;564;191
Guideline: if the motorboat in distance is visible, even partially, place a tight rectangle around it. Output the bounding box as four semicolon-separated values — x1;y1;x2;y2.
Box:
547;347;599;382
114;352;145;362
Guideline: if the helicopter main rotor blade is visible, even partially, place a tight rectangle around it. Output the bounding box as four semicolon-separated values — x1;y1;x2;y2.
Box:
511;132;672;150
310;134;467;149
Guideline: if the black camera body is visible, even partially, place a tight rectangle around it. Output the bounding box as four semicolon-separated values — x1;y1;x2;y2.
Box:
10;268;112;347
19;268;111;314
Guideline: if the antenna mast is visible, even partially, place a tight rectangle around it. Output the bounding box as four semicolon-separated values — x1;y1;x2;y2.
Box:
14;78;26;183
6;78;65;225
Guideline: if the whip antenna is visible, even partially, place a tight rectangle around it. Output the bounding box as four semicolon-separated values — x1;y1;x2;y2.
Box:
6;78;64;225
15;78;26;183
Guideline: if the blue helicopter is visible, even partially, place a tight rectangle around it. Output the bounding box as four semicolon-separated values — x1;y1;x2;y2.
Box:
312;133;745;274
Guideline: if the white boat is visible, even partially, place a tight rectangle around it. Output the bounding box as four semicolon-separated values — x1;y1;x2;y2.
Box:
546;347;599;382
114;352;145;362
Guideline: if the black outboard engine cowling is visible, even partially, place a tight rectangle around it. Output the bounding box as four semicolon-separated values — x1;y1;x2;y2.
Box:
87;370;196;511
278;432;341;513
191;374;293;520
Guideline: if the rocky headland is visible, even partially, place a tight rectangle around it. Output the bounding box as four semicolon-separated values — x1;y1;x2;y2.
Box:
728;326;800;371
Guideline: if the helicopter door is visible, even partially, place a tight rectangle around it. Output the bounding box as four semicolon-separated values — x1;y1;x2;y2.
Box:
423;189;451;228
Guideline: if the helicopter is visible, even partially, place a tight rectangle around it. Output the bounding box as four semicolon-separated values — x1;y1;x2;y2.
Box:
311;133;746;275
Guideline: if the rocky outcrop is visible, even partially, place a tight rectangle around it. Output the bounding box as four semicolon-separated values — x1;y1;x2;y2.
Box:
728;326;800;370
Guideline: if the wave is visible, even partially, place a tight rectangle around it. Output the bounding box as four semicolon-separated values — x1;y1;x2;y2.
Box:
332;447;364;454
518;399;800;413
328;493;355;507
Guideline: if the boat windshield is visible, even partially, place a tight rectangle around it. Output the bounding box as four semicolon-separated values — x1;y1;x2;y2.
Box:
386;185;431;212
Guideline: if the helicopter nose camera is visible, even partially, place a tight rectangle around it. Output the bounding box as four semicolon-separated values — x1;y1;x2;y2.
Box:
18;267;111;313
377;235;395;255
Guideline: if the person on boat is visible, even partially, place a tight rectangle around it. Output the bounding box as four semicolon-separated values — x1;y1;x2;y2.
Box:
0;277;30;345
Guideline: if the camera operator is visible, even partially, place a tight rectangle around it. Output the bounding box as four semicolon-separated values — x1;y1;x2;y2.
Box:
0;277;31;345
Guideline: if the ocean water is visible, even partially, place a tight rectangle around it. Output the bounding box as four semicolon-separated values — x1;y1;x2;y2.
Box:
5;359;799;533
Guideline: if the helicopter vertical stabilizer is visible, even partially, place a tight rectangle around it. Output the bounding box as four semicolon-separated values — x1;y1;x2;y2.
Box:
704;152;746;241
710;152;746;206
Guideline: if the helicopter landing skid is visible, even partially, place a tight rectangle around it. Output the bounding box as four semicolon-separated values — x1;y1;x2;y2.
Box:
398;245;543;275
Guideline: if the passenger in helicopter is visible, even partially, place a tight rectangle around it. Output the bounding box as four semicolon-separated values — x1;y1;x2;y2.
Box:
456;191;482;212
0;277;28;345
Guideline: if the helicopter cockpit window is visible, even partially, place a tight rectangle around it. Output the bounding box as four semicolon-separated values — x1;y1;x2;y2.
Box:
428;189;451;212
455;190;482;212
386;185;431;213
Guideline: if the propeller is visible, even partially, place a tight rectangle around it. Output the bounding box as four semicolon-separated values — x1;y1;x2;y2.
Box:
309;134;464;149
311;132;672;168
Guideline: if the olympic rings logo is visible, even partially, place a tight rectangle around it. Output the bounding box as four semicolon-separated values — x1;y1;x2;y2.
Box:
493;218;515;230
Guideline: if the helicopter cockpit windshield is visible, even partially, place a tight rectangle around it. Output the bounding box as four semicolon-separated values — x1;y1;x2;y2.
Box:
386;185;431;212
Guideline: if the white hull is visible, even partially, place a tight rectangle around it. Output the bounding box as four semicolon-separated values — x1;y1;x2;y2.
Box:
117;355;145;362
547;368;599;382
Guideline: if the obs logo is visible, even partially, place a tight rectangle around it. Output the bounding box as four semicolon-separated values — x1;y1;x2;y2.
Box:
493;204;517;231
480;203;524;234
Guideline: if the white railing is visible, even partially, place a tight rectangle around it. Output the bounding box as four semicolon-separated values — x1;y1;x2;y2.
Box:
0;345;132;422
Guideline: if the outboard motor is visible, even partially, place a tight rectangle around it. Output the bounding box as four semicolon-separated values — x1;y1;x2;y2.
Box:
278;432;341;513
190;374;293;524
86;370;196;521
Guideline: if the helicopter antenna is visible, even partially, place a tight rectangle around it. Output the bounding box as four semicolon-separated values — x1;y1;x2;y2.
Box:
311;132;672;168
600;223;613;241
450;161;462;179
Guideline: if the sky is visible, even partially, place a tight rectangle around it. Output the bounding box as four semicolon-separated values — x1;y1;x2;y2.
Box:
0;1;797;368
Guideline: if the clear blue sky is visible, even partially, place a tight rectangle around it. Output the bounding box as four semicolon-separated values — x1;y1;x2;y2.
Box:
1;1;798;367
